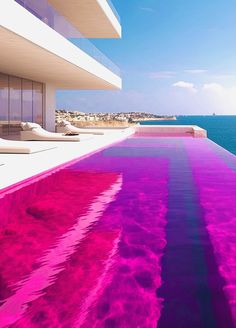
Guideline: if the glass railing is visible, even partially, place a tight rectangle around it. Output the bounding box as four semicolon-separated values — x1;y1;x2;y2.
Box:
15;0;120;76
107;0;120;23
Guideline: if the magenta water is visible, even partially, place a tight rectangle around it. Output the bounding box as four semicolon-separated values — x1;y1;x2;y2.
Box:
0;136;235;327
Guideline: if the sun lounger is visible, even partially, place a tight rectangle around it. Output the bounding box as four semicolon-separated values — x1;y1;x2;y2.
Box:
20;122;85;141
56;120;104;135
0;138;56;154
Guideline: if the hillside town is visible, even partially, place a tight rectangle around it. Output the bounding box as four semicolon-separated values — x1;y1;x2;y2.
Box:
55;110;176;125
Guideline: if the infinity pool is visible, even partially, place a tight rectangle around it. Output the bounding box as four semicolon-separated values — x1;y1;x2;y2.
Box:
0;135;236;327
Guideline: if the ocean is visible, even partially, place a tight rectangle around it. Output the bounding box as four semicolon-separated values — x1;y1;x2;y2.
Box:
140;115;236;155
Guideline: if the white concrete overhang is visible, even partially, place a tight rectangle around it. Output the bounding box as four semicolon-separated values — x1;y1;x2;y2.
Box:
48;0;121;38
0;1;121;90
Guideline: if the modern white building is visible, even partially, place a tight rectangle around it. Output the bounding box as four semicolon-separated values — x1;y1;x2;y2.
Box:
0;0;121;136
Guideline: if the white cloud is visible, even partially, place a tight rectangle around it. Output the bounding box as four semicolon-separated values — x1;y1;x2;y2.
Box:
148;71;176;79
213;74;236;80
202;83;224;93
184;69;207;74
201;83;236;113
140;7;155;12
172;81;198;93
57;81;236;116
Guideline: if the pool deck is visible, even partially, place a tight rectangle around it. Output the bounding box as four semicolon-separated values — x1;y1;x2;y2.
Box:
0;128;135;191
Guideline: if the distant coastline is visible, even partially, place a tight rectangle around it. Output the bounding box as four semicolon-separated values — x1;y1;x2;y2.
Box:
132;116;177;122
56;110;177;127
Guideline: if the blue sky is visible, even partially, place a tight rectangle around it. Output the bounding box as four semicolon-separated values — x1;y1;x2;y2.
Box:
57;0;236;114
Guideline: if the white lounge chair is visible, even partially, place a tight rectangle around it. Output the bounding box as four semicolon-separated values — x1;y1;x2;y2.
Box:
56;120;104;135
0;138;56;154
20;122;90;142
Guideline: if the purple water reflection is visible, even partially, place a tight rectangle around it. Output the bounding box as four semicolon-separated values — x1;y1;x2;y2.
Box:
185;138;236;323
0;135;236;327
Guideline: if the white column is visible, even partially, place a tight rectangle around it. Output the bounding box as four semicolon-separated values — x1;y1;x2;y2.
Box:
44;83;56;132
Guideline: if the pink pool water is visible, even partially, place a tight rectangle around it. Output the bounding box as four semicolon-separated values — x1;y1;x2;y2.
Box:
0;135;236;327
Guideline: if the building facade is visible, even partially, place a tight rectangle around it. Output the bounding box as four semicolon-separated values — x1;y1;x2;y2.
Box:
0;0;121;136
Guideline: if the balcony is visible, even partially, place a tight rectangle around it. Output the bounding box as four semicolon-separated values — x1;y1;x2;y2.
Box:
0;1;121;90
47;0;121;38
107;0;120;23
15;0;120;76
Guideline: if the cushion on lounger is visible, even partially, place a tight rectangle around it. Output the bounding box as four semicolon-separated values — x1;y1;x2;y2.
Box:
61;120;71;126
56;120;71;128
20;122;28;131
21;122;42;131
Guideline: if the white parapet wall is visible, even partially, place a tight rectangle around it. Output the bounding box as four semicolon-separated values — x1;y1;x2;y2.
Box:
44;83;56;132
135;125;207;138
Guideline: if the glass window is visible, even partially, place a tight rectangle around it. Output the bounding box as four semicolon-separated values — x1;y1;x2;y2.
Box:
0;73;9;136
33;82;43;126
0;73;44;137
9;76;22;134
22;79;33;122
